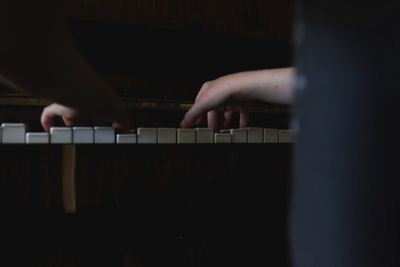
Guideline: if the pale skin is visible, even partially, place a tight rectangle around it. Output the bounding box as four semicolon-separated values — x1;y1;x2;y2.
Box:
0;0;129;131
180;67;295;129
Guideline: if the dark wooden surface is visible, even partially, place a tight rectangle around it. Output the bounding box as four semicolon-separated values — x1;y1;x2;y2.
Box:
66;0;294;42
0;144;292;267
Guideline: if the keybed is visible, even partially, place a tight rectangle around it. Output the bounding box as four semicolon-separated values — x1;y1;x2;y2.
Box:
0;123;294;144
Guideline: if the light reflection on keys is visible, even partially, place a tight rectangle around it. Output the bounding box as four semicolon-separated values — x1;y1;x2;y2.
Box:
278;129;294;143
1;123;26;144
264;128;279;143
195;128;214;144
221;128;247;143
214;133;232;143
26;132;49;144
247;127;264;143
157;128;177;144
94;127;115;144
73;127;94;144
177;128;196;144
116;134;137;144
0;124;294;144
50;127;72;144
137;128;157;144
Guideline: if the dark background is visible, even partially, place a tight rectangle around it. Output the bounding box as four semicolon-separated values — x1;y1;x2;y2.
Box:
0;1;295;266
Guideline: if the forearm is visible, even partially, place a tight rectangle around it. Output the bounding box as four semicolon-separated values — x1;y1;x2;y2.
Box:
231;67;295;105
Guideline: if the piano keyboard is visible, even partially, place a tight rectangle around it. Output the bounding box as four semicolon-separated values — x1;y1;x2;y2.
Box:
0;123;294;144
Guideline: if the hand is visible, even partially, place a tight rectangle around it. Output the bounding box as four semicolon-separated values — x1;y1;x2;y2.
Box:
41;103;130;132
180;74;252;129
40;103;79;132
180;68;295;129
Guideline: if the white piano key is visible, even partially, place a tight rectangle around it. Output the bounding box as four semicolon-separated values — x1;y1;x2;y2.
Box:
228;128;248;143
94;127;115;144
73;127;94;144
263;128;279;143
247;127;263;143
278;129;294;143
26;132;49;144
137;128;157;144
1;123;26;144
50;127;72;144
214;133;232;143
157;128;177;144
196;128;214;143
177;128;196;144
117;134;137;144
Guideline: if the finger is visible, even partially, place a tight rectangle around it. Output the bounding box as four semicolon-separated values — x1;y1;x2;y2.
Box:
207;110;219;129
222;109;234;130
180;101;210;128
239;108;250;128
195;116;204;125
112;120;130;131
181;82;214;128
181;101;218;128
180;84;227;128
40;107;57;132
195;81;211;102
62;116;74;127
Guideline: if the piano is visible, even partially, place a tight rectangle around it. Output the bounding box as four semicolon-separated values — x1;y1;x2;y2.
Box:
0;1;294;266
